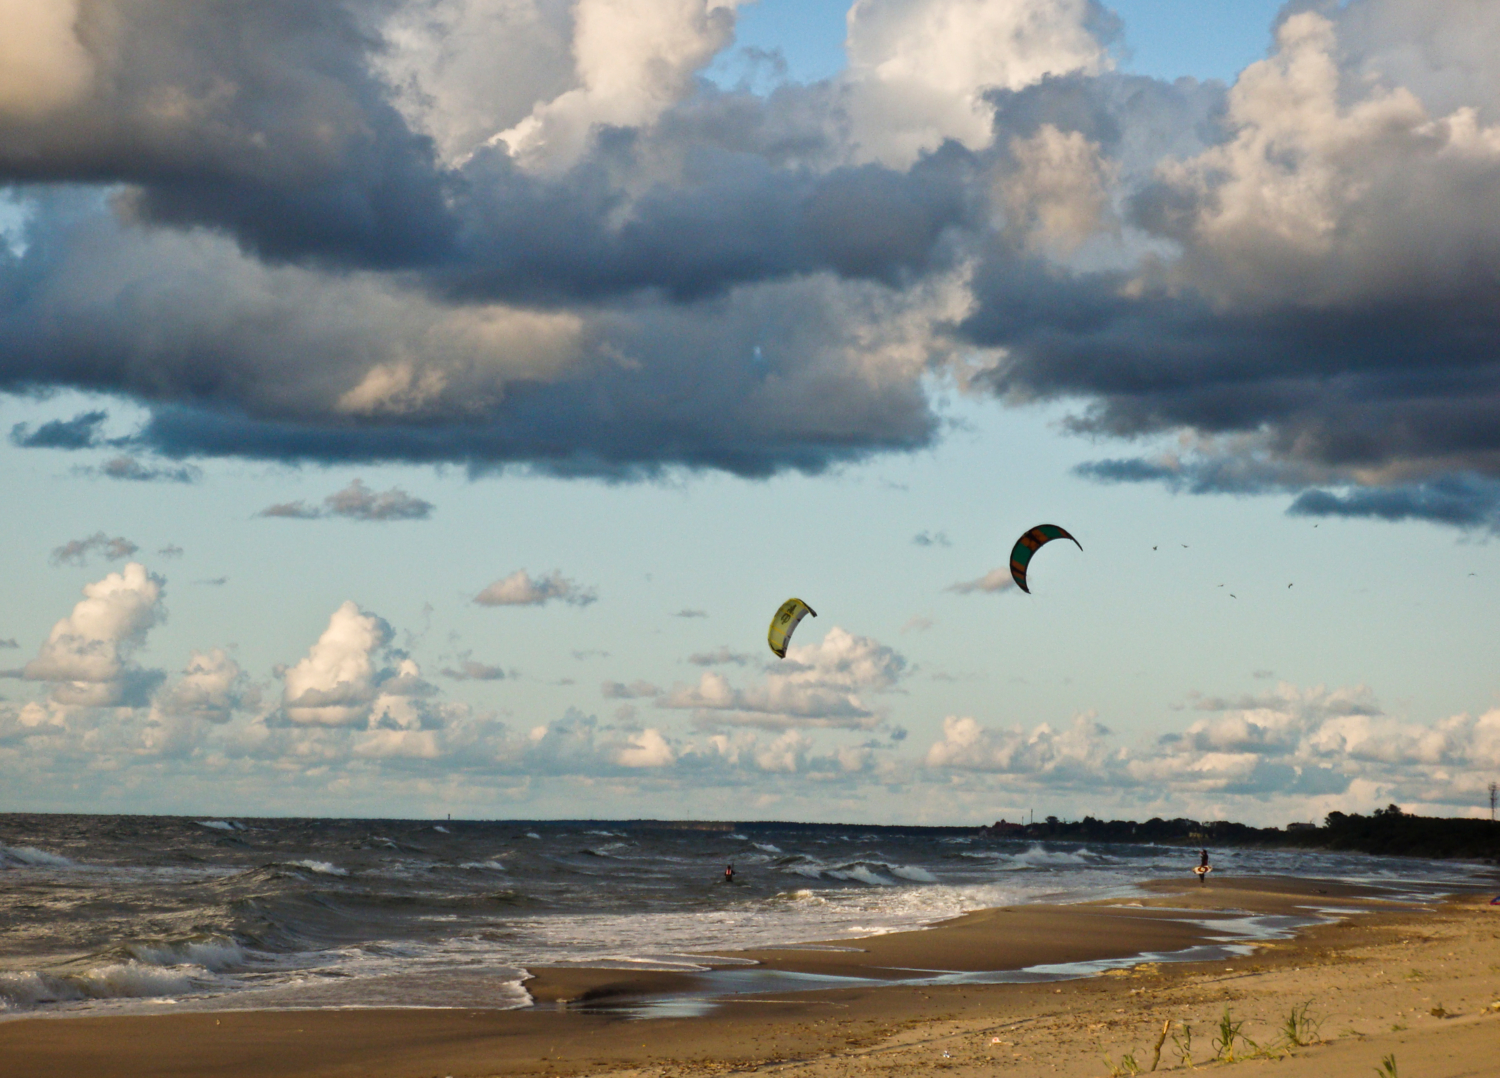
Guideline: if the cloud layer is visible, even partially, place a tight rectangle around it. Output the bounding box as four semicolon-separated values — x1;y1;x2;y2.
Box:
1;0;1490;510
2;561;1496;821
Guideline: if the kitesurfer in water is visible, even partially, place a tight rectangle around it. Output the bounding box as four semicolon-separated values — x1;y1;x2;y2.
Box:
725;864;735;883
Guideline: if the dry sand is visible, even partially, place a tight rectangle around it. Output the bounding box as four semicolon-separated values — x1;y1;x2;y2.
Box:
4;874;1498;1077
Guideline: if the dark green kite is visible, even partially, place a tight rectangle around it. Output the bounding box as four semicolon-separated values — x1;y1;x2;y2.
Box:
1009;524;1081;594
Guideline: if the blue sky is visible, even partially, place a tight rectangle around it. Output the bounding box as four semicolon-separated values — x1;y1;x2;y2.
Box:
3;0;1499;825
721;0;1288;85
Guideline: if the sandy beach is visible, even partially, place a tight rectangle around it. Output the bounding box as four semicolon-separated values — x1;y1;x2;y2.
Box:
3;873;1498;1077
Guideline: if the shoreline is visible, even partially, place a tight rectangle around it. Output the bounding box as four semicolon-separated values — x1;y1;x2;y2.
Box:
519;873;1452;1009
3;872;1497;1076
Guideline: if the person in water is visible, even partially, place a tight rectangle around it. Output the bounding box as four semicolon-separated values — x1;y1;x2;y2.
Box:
724;864;735;883
1198;848;1210;884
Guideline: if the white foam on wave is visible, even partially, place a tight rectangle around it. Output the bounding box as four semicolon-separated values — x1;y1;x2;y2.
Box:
525;832;542;840
829;865;893;886
195;820;247;832
753;842;782;854
433;825;450;833
891;864;938;883
775;888;827;905
782;861;827;880
0;844;75;868
124;937;248;972
0;962;204;1012
288;860;348;876
1007;844;1093;868
586;842;630;856
458;860;508;872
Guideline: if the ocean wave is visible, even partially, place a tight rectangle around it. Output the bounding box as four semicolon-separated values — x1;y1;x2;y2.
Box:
890;864;938;883
285;860;350;877
1005;844;1096;869
827;865;893;886
772;888;828;905
195;820;246;832
753;842;782;854
0;962;205;1012
457;860;508;872
774;855;935;886
120;936;249;972
0;844;76;869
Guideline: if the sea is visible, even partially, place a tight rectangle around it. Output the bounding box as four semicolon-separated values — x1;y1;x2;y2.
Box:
0;815;1488;1019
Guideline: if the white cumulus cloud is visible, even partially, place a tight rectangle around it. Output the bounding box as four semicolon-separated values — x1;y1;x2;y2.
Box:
24;562;166;707
660;626;906;729
281;602;396;726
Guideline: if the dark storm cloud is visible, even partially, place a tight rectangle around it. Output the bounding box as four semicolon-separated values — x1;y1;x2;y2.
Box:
0;2;972;298
0;0;452;268
953;9;1500;526
1288;477;1500;530
0;0;1497;504
445;141;975;304
9;410;106;449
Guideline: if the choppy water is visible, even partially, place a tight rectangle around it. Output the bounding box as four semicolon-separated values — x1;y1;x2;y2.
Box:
0;815;1485;1018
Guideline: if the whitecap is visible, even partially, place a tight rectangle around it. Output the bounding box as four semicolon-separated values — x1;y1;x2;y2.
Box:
0;844;75;868
891;864;938;883
0;963;203;1012
1007;844;1091;868
288;860;348;876
753;842;782;854
782;862;826;880
124;938;247;972
830;865;893;886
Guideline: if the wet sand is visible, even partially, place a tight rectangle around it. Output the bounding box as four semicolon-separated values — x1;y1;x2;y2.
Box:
3;874;1497;1077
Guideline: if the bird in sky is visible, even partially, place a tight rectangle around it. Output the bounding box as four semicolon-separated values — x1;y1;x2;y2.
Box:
1230;594;1237;598
1288;583;1293;588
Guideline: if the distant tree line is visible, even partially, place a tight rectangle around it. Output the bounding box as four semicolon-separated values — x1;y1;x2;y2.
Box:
993;806;1500;861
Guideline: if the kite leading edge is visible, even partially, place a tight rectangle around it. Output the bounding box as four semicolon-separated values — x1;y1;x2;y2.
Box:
767;598;816;658
1009;525;1082;594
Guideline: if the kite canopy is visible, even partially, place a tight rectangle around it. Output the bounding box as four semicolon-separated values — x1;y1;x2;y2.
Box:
1009;525;1081;594
767;598;816;658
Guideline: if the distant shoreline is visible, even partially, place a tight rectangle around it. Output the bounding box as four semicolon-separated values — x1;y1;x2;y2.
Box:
5;807;1497;860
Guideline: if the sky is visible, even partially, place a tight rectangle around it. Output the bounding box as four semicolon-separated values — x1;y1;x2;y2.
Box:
2;0;1499;827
